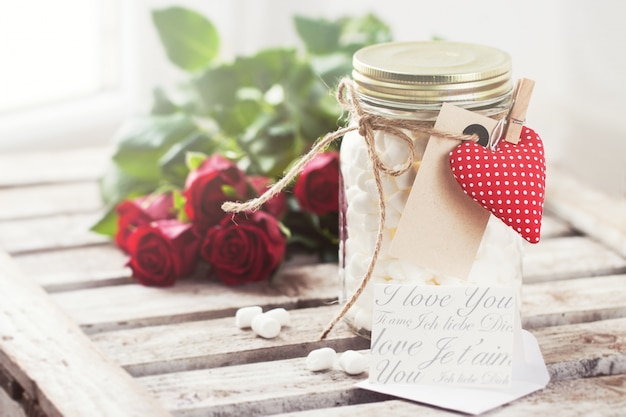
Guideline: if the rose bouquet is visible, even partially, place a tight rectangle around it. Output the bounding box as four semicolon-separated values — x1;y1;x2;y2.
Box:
92;7;392;286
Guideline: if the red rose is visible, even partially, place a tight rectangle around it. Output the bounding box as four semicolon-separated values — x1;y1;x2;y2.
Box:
247;175;287;218
115;192;175;252
200;211;286;285
126;219;199;287
184;155;248;233
293;151;340;215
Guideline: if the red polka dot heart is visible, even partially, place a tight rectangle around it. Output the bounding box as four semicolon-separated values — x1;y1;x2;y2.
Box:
449;127;546;243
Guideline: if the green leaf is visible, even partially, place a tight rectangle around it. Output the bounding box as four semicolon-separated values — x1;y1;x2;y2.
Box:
98;162;157;206
152;6;220;72
158;131;214;186
151;87;178;115
218;99;263;136
90;205;118;237
112;114;196;181
233;49;298;91
221;184;239;199
294;15;341;54
339;13;392;51
171;189;189;222
185;150;208;172
195;65;240;109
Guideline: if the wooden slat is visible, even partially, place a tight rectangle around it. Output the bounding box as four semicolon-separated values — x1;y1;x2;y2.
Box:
540;212;575;239
91;306;368;377
138;352;386;417
51;263;339;333
522;274;626;329
0;251;171;417
136;318;626;416
0;182;102;221
271;375;626;417
523;236;626;283
13;244;131;292
0;388;27;417
0;147;108;188
546;166;626;257
50;266;626;334
0;212;107;254
535;318;626;380
6;228;624;294
90;285;626;380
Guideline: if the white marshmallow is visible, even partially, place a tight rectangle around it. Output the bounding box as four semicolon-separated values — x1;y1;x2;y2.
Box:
339;350;369;375
354;308;373;332
305;347;337;372
265;308;291;327
235;306;262;329
385;190;408;213
251;313;281;339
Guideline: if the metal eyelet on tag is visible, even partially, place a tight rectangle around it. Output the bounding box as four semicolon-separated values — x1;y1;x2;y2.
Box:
462;124;490;147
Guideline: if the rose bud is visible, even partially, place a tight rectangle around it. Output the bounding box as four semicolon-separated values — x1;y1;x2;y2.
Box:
200;211;286;285
293;151;340;215
184;155;248;234
126;219;199;287
115;192;176;253
247;175;287;219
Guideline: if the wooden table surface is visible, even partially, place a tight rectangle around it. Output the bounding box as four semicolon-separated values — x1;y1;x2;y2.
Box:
1;147;626;417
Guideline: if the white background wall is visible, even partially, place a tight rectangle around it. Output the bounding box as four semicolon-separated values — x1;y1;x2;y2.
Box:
1;0;624;195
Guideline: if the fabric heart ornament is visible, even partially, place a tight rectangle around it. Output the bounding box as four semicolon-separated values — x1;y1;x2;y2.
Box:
449;127;546;243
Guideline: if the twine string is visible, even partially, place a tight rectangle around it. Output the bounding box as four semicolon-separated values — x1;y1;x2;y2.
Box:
221;77;479;340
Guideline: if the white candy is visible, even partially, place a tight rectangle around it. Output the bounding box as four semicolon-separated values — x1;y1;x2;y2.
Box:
385;190;407;213
305;347;337;371
339;350;369;375
251;313;281;339
235;306;262;329
354;308;373;332
265;308;291;327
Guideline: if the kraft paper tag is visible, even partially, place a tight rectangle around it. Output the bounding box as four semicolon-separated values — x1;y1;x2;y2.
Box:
389;103;497;279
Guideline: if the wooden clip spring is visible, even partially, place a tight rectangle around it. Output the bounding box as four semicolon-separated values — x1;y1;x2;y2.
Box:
504;78;535;144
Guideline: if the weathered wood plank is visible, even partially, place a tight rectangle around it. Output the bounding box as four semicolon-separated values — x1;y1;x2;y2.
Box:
138;352;387;417
13;244;131;292
51;265;626;335
16;233;615;294
0;251;171;417
535;318;626;380
90;295;626;381
137;318;626;416
0;387;27;417
271;375;626;417
545;166;626;257
539;212;575;239
0;147;108;188
6;226;624;294
523;236;626;283
0;212;107;254
0;182;102;221
91;306;367;377
522;274;626;329
52;263;340;333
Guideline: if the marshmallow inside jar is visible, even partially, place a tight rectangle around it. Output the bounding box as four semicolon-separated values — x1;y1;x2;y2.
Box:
338;41;523;338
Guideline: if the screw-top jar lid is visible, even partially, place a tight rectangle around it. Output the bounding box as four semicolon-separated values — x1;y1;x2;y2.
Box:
353;41;512;109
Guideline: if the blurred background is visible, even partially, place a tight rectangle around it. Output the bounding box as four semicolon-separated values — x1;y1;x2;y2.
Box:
0;0;624;196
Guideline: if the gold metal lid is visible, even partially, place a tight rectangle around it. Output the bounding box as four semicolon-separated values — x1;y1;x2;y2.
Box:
353;41;512;107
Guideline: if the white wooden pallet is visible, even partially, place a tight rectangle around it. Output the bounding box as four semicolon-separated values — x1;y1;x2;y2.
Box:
1;147;625;417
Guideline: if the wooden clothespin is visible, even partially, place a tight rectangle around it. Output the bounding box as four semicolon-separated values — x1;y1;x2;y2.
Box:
503;78;535;144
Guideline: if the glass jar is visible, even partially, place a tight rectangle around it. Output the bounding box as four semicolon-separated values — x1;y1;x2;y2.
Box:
338;41;523;338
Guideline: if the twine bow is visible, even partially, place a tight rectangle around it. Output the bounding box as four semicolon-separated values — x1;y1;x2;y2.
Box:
222;77;479;340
